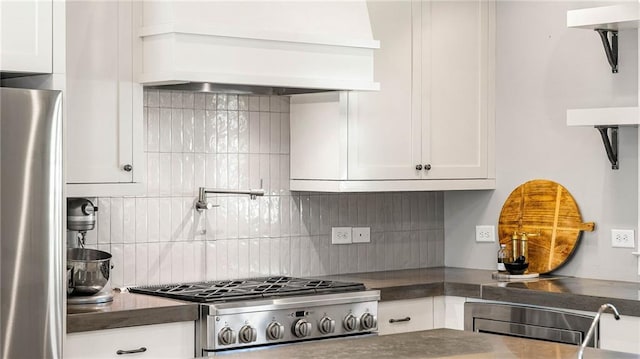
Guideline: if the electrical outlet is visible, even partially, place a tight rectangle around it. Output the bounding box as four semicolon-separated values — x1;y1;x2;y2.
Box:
611;229;635;248
332;227;352;244
475;225;495;242
352;227;370;243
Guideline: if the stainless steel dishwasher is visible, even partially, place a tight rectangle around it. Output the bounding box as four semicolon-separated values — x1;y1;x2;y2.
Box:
464;302;598;348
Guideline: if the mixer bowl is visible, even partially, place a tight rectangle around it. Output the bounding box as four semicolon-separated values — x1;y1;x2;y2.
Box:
67;248;112;296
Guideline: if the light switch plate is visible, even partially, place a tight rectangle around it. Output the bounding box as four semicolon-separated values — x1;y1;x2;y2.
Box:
475;225;495;242
352;227;370;243
332;227;352;244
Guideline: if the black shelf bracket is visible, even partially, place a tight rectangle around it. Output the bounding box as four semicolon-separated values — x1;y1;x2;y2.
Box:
595;29;618;73
595;126;619;170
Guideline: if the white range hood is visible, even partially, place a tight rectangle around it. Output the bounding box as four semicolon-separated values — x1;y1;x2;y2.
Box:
138;1;380;93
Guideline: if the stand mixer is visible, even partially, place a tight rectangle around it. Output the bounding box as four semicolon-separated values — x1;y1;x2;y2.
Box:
67;198;114;305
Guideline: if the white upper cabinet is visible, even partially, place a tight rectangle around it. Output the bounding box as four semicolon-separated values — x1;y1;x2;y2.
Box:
0;0;52;73
290;0;495;192
65;0;144;197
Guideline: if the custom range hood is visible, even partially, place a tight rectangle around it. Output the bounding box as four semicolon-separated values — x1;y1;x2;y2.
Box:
138;1;380;94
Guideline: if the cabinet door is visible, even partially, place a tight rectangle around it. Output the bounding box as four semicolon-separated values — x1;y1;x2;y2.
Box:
65;0;143;195
378;297;434;335
347;0;421;180
0;0;52;73
421;0;494;179
65;322;195;359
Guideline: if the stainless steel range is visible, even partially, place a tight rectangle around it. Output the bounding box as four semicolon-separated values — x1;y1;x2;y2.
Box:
129;276;379;356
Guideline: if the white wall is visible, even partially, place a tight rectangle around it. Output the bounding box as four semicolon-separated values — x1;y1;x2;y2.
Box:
445;0;639;282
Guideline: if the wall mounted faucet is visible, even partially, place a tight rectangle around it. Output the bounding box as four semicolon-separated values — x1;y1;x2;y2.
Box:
578;303;620;359
195;187;265;212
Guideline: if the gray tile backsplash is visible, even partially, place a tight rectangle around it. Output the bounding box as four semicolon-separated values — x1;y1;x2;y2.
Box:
83;89;444;288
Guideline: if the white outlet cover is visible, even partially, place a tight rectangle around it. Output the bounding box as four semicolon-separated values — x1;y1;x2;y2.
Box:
611;229;635;248
475;225;496;242
332;227;352;244
352;227;371;243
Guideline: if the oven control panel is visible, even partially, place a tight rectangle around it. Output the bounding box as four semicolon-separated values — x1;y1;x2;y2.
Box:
201;292;379;353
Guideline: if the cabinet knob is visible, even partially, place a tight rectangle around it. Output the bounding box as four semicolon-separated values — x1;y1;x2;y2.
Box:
123;164;133;172
415;164;423;170
424;164;431;171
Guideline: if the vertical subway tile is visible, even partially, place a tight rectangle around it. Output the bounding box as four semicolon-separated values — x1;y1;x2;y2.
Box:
98;198;111;244
249;154;261;189
309;236;320;276
158;198;171;242
238;111;249;153
171;198;184;241
269;155;280;196
338;196;349;227
410;195;420;231
135;198;147;243
269;96;280;113
171;108;183;152
216;111;228;153
217;94;228;110
147;153;160;196
238;154;249;189
159;91;172;108
194;153;206;190
279;237;291;275
259;238;270;275
227;239;239;279
194;93;205;109
249;198;260;238
147;108;160;152
159;153;172;196
270;197;280;238
228;111;239;153
280;113;290;154
310;195;320;236
249;112;260;154
270;113;280;154
249;96;260;112
194;210;207;242
227;94;238;111
290;193;301;237
205;110;217;153
259;96;270;112
216;154;228;188
238;239;250;278
338;243;350;274
329;241;340;275
205;94;217;110
171;242;184;283
318;195;330;236
159;108;172;152
259;112;270;154
259;154;270;194
148;242;160;285
249;238;260;277
356;194;367;227
205;154;217;188
194;241;205;282
171;91;183;108
227;197;239;240
110;198;124;244
123;243;136;286
171;153;183;196
183;242;195;282
238;95;249;111
147;198;160;242
281;96;290;112
182;198;195;241
270;237;280;275
205;241;216;281
159;242;172;284
194;110;206;153
147;89;159;107
300;194;310;237
401;193;411;231
347;194;358;227
227;154;239;189
183;108;194;152
136;243;148;286
259;196;270;238
110;244;124;288
183;91;194;109
280;196;290;237
216;197;228;240
408;231;420;269
328;195;339;229
238;197;250;239
319;236;330;275
183;153;195;196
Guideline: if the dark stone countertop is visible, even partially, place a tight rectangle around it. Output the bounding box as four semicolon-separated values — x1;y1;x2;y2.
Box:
216;329;640;359
66;291;199;333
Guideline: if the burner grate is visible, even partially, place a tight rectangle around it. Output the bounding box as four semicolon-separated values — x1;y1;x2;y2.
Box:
129;276;365;303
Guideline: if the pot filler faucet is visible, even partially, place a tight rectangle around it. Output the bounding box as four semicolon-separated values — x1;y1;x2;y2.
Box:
577;303;620;359
195;187;265;212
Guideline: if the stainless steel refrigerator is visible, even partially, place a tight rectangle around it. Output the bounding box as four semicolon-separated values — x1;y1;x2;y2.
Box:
1;87;64;359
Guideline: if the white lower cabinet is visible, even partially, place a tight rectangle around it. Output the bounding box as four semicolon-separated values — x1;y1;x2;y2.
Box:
433;296;466;330
600;313;640;354
378;297;434;335
65;322;195;359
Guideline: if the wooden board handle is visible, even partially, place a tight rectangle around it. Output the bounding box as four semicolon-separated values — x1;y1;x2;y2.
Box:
579;222;595;232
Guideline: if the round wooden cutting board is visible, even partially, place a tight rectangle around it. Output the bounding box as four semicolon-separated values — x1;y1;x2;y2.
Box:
498;179;595;274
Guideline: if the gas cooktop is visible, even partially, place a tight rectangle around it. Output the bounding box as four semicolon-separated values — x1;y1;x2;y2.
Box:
128;276;366;303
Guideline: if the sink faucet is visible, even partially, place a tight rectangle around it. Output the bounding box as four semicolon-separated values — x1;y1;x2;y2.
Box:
577;303;620;359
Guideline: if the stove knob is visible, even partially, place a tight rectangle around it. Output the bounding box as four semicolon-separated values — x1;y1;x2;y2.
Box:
360;313;377;331
293;319;312;338
343;314;358;332
318;316;336;335
238;325;257;344
266;322;285;341
218;327;236;346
